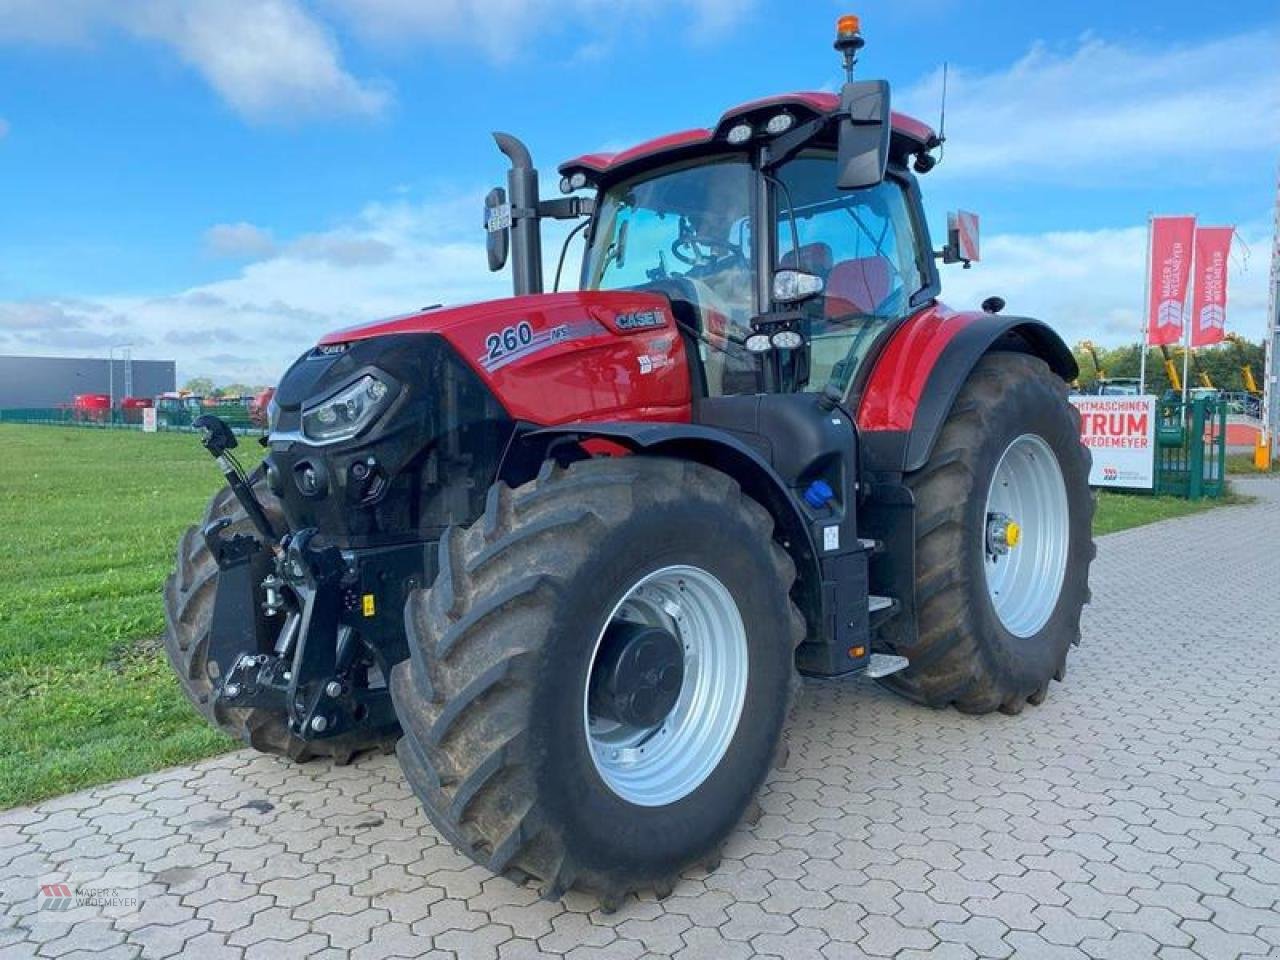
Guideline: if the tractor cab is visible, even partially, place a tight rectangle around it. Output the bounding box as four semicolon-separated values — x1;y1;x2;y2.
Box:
570;119;937;399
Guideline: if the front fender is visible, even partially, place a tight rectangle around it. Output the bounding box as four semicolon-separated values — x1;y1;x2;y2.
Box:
501;420;823;646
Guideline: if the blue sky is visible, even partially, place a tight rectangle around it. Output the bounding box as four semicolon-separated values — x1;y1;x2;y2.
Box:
1;0;1277;384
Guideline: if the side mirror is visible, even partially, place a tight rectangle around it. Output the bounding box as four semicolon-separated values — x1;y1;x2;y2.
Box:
836;79;891;190
939;210;980;267
484;186;510;272
773;269;824;304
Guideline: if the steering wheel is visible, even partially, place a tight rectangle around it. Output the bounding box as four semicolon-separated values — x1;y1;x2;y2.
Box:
670;219;741;268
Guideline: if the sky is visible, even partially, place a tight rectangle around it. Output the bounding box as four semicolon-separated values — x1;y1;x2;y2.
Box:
0;0;1277;386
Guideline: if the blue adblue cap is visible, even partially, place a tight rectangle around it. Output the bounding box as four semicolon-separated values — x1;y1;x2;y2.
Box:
803;479;835;509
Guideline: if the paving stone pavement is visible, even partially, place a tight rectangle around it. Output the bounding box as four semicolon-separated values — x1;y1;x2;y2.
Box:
3;478;1278;959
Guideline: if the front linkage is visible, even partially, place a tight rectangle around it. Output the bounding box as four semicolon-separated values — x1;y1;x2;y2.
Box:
194;414;417;746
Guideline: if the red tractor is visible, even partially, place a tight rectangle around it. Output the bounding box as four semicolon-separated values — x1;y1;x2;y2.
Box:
71;393;112;423
166;17;1092;906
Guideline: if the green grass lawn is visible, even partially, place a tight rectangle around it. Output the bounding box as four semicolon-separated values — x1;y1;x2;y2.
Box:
1226;452;1276;476
0;424;1255;809
0;425;263;809
1091;488;1247;536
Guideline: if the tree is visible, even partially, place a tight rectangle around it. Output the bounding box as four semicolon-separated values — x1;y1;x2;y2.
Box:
217;383;256;398
1070;338;1266;395
183;376;215;396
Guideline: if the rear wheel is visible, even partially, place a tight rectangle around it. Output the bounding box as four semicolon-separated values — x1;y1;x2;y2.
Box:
881;352;1094;714
391;457;803;902
163;472;397;762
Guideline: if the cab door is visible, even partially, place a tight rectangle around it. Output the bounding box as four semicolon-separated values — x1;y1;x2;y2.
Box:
772;153;934;397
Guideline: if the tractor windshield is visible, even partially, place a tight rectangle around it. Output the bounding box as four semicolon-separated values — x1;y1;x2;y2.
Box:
584;160;761;391
584;158;753;303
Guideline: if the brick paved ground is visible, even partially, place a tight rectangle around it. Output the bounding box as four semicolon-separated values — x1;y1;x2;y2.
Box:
3;478;1278;959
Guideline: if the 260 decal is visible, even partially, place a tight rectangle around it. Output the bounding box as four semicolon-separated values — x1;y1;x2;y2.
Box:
485;321;535;363
476;319;598;372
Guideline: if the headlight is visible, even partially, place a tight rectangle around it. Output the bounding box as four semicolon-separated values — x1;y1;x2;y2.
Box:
301;374;392;445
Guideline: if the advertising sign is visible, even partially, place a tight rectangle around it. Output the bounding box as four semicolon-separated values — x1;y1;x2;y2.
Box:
1146;215;1196;346
1070;395;1156;489
1190;226;1233;347
142;407;157;433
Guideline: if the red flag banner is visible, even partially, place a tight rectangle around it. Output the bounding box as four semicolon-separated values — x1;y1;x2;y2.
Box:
1146;215;1196;346
1190;226;1232;347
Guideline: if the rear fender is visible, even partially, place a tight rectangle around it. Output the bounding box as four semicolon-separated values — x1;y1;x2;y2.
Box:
501;422;823;646
856;309;1077;657
858;309;1076;476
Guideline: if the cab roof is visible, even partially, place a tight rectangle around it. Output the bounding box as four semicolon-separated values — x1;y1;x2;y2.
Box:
559;91;938;185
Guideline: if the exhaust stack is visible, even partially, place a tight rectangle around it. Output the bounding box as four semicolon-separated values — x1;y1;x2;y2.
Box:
493;132;543;296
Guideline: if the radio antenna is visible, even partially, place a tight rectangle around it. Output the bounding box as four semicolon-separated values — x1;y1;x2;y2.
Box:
937;62;949;161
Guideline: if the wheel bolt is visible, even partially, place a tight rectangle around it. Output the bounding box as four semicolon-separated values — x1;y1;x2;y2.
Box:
224;682;241;699
310;715;329;733
325;681;343;698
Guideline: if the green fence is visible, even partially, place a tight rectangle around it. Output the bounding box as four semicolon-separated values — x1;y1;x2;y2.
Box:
1154;396;1228;499
0;407;264;435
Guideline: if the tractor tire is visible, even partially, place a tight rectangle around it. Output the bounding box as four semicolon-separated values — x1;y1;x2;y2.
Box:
391;457;804;904
881;351;1094;714
163;471;396;763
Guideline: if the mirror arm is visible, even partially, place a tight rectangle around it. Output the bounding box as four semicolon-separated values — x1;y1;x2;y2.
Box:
760;115;832;171
537;196;596;220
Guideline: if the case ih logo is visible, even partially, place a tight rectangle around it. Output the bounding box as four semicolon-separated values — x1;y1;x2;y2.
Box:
614;309;664;331
39;883;74;911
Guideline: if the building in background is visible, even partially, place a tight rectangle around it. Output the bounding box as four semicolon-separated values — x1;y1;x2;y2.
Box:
0;355;176;408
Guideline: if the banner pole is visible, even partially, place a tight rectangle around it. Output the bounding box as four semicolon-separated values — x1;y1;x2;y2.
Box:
1140;214;1152;395
1182;260;1192;405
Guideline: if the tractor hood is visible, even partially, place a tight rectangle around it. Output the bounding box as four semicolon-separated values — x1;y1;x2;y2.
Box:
314;290;693;426
320;291;667;346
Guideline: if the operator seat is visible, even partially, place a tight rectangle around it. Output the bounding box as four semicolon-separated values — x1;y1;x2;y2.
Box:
824;256;895;318
779;242;834;280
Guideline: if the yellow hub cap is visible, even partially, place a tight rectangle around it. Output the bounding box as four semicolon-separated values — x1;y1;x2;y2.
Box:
1005;521;1021;548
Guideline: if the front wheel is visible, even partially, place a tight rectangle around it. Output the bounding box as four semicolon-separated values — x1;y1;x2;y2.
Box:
881;351;1095;714
390;457;803;902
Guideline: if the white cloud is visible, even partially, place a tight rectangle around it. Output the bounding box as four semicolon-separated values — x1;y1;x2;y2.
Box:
324;0;754;62
288;233;395;267
0;0;387;122
1;203;1270;385
0;192;513;384
130;1;388;121
899;30;1280;181
204;222;277;259
0;301;84;331
942;223;1273;347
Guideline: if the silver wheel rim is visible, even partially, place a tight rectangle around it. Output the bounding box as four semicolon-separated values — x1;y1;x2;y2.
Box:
584;565;748;807
983;434;1069;638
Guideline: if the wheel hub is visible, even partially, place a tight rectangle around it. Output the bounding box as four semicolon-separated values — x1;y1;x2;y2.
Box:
985;512;1021;556
584;564;749;807
588;621;685;728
